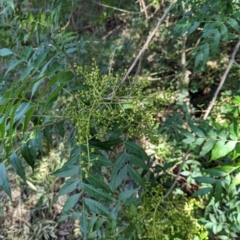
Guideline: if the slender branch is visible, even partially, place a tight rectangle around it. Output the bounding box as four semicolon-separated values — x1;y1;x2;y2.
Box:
138;0;149;19
163;151;190;199
203;38;240;120
112;0;177;95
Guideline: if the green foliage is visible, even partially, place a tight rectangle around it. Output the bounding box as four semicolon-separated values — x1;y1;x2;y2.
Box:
66;63;157;145
2;0;240;239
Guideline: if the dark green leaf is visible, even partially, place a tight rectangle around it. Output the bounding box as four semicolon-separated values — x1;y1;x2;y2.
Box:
31;77;45;97
21;143;35;170
194;176;216;184
90;138;122;150
204;168;228;177
58;179;81;196
9;152;26;181
80;209;88;240
127;166;145;187
188;21;201;34
119;188;138;203
214;180;222;202
83;183;115;202
192;187;212;197
43;125;53;145
110;165;128;191
4;60;22;77
127;153;148;169
23;106;36;132
124;141;148;159
0;163;12;199
56;122;65;137
62;193;81;213
87;172;111;192
227;18;239;32
84;198;109;216
53;165;80;177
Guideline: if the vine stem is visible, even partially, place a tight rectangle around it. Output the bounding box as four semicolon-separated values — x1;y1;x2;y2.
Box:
203;38;240;120
163;151;190;199
112;0;177;95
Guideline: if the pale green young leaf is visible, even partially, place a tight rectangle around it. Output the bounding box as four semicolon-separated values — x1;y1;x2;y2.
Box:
0;163;12;199
230;172;240;187
0;48;13;56
211;140;236;160
8;0;14;10
182;135;195;145
233;143;240;160
200;138;215;156
62;193;81;213
209;213;217;223
229;121;238;140
9;152;26;181
193;137;205;146
218;130;227;140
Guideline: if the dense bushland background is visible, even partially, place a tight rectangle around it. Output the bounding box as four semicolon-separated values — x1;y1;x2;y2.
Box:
0;0;240;239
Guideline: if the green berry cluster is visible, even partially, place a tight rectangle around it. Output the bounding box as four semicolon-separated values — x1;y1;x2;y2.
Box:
124;184;208;239
65;62;157;145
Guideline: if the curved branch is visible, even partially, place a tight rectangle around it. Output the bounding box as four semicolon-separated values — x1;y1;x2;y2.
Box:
112;0;177;95
203;38;240;120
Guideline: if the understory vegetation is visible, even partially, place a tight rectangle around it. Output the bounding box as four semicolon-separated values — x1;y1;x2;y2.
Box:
1;0;240;239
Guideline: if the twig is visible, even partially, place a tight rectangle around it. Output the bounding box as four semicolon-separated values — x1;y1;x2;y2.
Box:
203;38;240;120
163;151;190;199
112;0;177;95
138;0;149;19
